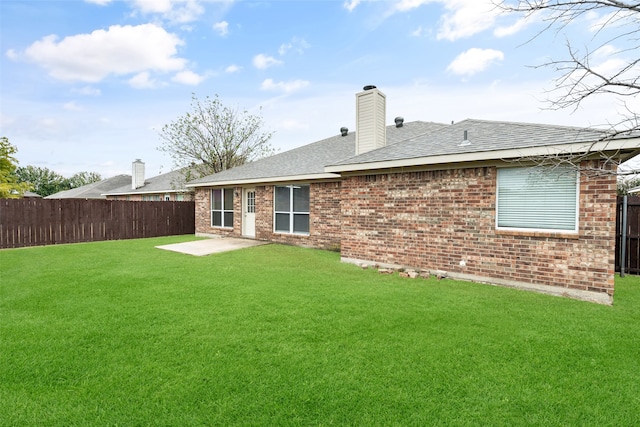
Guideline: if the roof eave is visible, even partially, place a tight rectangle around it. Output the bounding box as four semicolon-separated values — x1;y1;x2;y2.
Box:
186;172;342;188
325;138;640;173
101;189;189;196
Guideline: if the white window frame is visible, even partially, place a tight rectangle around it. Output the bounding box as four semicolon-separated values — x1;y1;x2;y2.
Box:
211;188;234;228
496;166;579;233
274;184;310;235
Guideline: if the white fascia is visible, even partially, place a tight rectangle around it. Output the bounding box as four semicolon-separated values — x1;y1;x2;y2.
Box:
325;138;640;173
185;173;342;188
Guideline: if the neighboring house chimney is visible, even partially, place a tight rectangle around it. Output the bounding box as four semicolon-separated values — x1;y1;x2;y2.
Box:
132;159;145;189
356;85;386;155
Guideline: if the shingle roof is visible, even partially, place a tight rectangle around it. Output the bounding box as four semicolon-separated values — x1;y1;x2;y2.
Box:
187;121;447;185
45;174;132;199
329;119;609;166
104;168;194;196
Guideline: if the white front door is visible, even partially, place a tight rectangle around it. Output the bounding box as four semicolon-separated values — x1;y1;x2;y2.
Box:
242;188;256;238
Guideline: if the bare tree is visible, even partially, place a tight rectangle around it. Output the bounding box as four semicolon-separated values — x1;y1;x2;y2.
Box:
497;1;640;176
158;93;275;182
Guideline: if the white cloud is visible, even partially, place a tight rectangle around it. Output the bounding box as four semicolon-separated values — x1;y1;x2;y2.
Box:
447;48;504;76
172;70;205;85
494;17;531;38
63;101;83;111
278;37;310;56
261;78;309;94
131;0;204;23
213;21;229;37
410;26;426;37
225;64;242;73
5;49;19;60
253;54;283;70
343;0;361;12
437;1;497;41
393;0;430;12
128;71;160;89
23;24;186;83
72;86;102;96
378;0;501;41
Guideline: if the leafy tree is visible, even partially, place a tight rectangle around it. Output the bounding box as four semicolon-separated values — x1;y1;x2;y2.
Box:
498;0;640;176
157;93;275;181
0;137;30;198
16;166;102;197
15;166;67;197
67;171;102;189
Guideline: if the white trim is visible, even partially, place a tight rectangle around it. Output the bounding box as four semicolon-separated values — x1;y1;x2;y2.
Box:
325;138;640;173
211;188;234;229
102;189;188;196
273;184;310;235
186;173;341;188
495;166;580;233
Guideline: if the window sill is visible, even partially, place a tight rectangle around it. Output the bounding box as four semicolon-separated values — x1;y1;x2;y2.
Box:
495;228;579;240
274;231;310;236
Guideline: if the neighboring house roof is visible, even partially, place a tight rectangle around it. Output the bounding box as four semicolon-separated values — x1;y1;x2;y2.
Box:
23;191;42;198
629;186;640;194
187;121;447;187
45;174;132;199
104;168;194;196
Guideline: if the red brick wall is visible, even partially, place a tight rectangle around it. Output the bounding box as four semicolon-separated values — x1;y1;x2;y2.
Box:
340;161;617;296
194;182;342;250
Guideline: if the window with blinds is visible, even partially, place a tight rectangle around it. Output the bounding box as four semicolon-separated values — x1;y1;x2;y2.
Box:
496;166;579;232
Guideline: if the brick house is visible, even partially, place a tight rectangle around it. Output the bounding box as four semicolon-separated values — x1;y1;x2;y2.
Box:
187;86;640;304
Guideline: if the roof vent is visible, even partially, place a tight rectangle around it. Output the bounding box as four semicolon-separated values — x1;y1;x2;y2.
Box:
363;85;377;91
340;127;349;136
394;116;404;128
460;130;470;146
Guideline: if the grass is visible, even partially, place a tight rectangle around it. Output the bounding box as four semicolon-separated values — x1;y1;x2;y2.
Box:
1;236;640;426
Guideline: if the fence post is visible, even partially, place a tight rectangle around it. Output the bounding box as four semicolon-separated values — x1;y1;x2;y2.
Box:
621;195;627;277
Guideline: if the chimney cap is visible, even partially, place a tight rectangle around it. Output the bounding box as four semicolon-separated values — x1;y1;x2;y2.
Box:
363;85;377;91
340;127;349;136
394;116;404;128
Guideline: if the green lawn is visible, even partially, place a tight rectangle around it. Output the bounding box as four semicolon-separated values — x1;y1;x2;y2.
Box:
1;236;639;426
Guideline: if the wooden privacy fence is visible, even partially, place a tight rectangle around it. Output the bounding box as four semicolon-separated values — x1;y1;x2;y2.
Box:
616;195;640;275
0;199;195;249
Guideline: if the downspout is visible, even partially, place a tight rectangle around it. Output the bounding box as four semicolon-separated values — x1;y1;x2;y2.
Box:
620;195;627;277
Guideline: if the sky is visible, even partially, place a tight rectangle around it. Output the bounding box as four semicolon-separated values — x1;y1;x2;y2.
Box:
1;0;639;179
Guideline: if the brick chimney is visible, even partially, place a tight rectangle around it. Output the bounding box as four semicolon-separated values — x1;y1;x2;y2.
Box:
355;85;386;155
132;159;145;189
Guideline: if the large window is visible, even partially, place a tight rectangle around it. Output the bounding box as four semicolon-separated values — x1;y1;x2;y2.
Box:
497;166;578;232
211;188;234;228
274;185;309;234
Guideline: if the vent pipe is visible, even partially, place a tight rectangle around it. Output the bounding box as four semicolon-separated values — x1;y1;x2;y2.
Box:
460;130;470;146
395;116;404;128
340;127;349;136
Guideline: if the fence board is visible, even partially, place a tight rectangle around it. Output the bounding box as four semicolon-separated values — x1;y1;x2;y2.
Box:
616;195;640;275
0;199;194;249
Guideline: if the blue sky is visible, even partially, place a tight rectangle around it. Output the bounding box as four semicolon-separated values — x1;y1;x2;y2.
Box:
1;0;638;178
